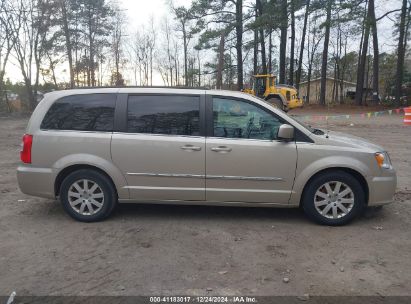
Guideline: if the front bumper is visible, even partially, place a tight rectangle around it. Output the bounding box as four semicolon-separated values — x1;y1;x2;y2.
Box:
367;169;397;206
17;165;55;199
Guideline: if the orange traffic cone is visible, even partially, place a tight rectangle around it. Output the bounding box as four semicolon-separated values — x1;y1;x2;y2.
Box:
404;107;411;125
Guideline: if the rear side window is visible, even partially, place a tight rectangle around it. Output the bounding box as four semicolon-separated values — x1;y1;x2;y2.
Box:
41;94;116;131
127;95;200;136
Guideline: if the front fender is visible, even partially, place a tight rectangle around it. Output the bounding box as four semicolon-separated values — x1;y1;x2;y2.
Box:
289;155;371;206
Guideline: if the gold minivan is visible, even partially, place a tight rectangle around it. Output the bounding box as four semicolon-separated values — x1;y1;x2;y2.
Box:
17;88;397;225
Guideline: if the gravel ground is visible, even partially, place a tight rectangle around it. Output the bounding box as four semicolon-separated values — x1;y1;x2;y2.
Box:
0;108;410;297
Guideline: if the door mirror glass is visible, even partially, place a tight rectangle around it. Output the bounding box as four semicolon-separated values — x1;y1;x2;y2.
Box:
277;124;294;141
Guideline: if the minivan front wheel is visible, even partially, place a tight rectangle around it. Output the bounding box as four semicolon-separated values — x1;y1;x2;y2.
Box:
302;171;366;225
60;169;117;222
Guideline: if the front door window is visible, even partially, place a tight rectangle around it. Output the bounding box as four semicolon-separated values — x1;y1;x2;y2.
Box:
213;97;283;140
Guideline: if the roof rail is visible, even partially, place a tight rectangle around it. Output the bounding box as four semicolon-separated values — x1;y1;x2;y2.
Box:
66;86;210;90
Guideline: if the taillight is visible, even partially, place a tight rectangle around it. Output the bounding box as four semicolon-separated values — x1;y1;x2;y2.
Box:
20;134;33;164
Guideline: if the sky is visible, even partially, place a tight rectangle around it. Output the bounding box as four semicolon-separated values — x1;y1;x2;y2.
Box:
119;0;191;28
117;0;191;84
3;0;403;85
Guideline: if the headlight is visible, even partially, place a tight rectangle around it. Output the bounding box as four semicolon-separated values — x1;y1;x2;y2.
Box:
375;152;392;169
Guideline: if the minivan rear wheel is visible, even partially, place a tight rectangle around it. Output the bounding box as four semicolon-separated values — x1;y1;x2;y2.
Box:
60;169;117;222
302;171;366;226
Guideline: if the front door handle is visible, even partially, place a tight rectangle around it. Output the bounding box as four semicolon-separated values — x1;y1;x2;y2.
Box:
181;145;202;151
211;146;232;153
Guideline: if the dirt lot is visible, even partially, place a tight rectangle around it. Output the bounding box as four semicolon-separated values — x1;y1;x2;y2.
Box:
0;108;410;297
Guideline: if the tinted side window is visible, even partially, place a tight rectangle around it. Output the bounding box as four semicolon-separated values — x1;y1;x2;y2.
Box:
127;95;200;136
41;94;116;131
213;97;283;140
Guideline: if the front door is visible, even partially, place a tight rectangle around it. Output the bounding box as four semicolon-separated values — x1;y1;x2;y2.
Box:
205;96;297;204
111;94;205;201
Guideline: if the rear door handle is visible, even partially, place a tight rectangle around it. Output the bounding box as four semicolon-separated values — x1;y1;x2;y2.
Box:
181;145;202;151
211;146;232;153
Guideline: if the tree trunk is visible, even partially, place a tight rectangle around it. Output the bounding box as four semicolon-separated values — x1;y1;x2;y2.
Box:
0;47;12;106
198;51;201;86
296;0;310;90
340;36;347;104
256;0;266;74
253;6;258;75
279;0;287;84
289;0;296;85
61;0;74;88
368;0;379;104
335;21;342;103
319;0;332;106
268;30;272;73
88;24;95;86
216;32;225;89
307;63;312;105
395;0;407;104
259;29;267;74
183;22;188;87
355;0;371;105
235;0;243;90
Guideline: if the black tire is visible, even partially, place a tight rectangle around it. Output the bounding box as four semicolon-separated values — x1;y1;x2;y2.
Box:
301;170;366;226
60;169;117;222
267;97;285;111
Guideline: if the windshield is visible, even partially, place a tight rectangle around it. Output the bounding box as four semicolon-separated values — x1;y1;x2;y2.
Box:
289;115;325;135
289;115;315;133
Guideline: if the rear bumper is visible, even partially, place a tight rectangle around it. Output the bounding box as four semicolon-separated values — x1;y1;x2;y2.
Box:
367;170;397;206
17;165;55;199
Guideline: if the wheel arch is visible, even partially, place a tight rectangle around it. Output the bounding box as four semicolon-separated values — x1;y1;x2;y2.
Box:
298;167;369;207
55;164;117;198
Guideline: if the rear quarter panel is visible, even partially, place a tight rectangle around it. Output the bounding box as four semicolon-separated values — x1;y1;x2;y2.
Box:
23;89;129;199
31;130;129;199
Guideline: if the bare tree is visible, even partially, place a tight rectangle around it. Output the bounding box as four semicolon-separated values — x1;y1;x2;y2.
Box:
368;0;379;104
395;0;408;104
319;0;333;106
289;0;296;85
306;13;323;104
58;0;75;88
216;32;225;89
256;0;267;74
110;5;126;86
355;0;371;105
172;6;192;86
9;0;53;109
0;0;15;109
279;0;287;84
296;0;310;90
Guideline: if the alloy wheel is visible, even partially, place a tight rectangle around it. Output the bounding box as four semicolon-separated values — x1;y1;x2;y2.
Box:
67;179;104;215
314;181;355;219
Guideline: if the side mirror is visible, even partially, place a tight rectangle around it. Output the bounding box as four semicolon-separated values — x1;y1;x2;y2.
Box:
277;124;294;141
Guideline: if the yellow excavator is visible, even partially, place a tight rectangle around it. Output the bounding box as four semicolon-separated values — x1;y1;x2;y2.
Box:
243;74;303;112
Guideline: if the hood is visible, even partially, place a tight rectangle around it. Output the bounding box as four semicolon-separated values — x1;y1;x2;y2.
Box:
314;130;384;152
